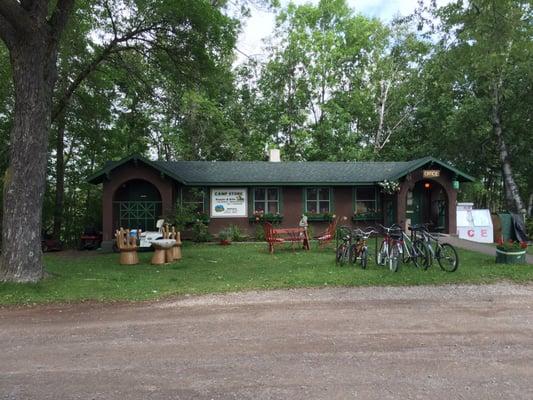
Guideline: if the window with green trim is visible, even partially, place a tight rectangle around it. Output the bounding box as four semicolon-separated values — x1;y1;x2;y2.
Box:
181;187;206;213
305;188;331;213
354;187;379;217
253;188;279;214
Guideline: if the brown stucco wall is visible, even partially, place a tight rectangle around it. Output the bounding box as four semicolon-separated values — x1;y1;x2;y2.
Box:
396;169;457;234
101;161;175;242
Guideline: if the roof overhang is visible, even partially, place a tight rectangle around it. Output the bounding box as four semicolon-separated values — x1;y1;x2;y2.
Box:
390;156;475;182
86;154;187;185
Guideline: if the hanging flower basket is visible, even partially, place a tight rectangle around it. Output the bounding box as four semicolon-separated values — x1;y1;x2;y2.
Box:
378;180;400;195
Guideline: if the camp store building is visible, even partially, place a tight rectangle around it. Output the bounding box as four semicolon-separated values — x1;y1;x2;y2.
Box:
88;153;474;249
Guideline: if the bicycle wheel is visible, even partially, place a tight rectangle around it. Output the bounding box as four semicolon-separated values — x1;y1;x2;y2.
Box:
401;242;411;264
336;244;349;265
389;243;400;272
349;244;358;264
360;247;368;269
376;241;387;266
412;239;430;270
437;243;459;272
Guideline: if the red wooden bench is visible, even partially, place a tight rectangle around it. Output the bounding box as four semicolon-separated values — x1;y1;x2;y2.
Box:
263;222;285;254
263;223;310;254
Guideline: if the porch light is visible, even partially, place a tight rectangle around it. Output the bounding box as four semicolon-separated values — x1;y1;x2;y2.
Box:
424;182;431;189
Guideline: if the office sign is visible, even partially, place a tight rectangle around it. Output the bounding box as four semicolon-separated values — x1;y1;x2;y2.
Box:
423;169;440;178
210;188;247;218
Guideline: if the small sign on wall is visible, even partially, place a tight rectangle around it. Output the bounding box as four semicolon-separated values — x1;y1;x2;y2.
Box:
210;188;247;218
423;169;440;178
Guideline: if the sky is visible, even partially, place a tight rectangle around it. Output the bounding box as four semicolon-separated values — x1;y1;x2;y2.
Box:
236;0;425;63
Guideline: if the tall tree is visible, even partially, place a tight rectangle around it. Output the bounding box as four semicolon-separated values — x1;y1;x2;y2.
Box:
419;0;532;213
0;0;244;282
0;0;75;282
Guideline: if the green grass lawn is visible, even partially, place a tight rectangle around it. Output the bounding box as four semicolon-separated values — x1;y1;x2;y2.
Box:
0;241;532;306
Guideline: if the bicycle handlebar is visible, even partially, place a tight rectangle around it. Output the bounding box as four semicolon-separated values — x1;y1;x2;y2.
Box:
378;224;402;233
352;228;376;238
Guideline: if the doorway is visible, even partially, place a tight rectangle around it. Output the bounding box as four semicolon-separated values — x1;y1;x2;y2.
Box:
406;181;448;232
112;179;163;232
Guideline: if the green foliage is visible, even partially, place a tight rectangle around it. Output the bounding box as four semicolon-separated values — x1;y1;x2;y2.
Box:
169;189;207;231
227;224;246;242
191;222;211;243
254;225;266;241
1;0;531;252
218;228;232;242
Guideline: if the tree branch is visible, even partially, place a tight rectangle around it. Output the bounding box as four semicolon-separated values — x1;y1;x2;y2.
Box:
0;0;32;33
48;0;75;39
104;0;118;39
52;25;158;121
0;13;16;48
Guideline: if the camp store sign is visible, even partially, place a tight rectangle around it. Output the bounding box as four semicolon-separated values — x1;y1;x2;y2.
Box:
210;188;247;218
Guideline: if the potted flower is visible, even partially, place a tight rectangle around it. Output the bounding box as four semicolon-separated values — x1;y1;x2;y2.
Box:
249;210;283;224
218;229;232;246
495;239;527;264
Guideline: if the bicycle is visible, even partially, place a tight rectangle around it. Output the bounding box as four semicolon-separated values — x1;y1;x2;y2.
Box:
376;224;403;272
335;226;353;266
349;228;376;269
404;225;432;269
417;227;459;272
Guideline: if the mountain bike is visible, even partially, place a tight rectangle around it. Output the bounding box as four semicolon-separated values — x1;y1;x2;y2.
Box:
349;228;376;269
335;226;353;266
376;224;403;272
404;225;431;269
409;223;459;272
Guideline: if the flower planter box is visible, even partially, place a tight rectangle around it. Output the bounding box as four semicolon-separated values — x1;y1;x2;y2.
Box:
306;214;334;222
352;212;381;222
495;249;526;264
248;215;283;224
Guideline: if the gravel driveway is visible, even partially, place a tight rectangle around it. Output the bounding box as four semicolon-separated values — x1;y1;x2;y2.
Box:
1;283;533;399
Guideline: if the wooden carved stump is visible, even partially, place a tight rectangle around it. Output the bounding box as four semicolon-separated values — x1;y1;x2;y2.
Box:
115;228;139;265
172;229;182;261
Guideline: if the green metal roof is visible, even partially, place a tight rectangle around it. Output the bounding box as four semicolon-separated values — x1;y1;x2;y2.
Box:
87;154;475;185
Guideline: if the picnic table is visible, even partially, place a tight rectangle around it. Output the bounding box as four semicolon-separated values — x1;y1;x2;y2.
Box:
264;223;310;253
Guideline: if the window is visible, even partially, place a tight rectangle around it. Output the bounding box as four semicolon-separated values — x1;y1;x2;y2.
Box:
305;188;331;213
354;187;379;218
181;187;205;213
253;188;280;214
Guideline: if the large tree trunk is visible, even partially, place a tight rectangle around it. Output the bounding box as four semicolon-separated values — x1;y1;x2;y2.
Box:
491;85;525;214
0;41;58;283
0;0;74;283
52;113;66;240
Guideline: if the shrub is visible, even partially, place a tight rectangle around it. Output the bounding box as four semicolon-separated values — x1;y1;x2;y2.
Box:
255;225;265;241
191;222;211;243
228;224;246;242
218;229;231;242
